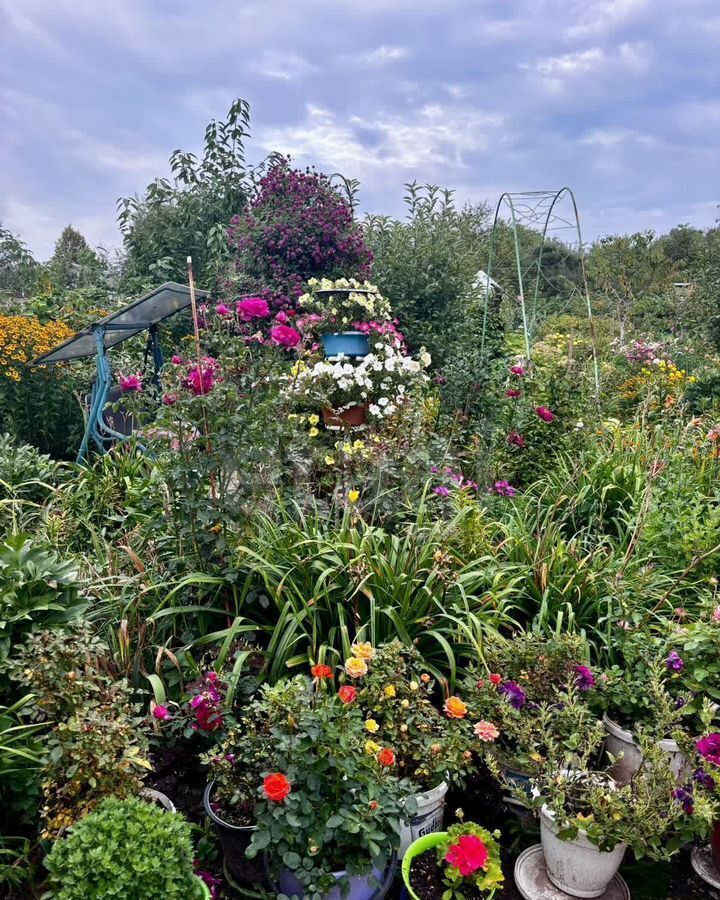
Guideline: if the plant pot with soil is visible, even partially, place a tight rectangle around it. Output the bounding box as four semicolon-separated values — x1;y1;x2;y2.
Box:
401;823;503;900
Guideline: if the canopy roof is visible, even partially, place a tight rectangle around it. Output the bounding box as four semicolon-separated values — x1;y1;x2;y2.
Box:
32;282;210;365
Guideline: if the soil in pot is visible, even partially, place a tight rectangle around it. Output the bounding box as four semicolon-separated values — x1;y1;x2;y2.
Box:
150;744;207;821
408;849;485;900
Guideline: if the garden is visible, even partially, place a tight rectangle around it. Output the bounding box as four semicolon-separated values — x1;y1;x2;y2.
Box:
1;100;720;900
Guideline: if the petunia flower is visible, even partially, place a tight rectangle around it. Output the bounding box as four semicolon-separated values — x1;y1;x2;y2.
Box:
575;665;596;691
499;680;527;709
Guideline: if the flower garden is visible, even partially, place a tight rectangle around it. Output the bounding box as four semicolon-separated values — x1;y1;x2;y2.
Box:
1;108;720;900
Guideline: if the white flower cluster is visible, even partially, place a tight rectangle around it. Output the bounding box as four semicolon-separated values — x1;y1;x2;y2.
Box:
298;277;391;322
287;341;430;418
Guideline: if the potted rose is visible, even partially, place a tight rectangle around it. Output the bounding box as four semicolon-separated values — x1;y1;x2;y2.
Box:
245;674;415;900
401;821;504;899
356;642;474;857
298;277;393;358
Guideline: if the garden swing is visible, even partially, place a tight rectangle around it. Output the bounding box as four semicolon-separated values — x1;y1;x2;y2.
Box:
32;281;210;463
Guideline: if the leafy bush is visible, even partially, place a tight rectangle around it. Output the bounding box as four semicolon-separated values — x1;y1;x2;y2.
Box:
45;796;204;900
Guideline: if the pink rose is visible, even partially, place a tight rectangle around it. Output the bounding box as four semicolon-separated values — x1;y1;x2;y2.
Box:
269;324;302;349
236;297;270;320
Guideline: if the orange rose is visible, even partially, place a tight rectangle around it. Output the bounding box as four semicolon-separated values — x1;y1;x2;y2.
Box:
311;664;333;679
263;773;291;802
338;685;358;704
444;696;468;719
377;747;396;767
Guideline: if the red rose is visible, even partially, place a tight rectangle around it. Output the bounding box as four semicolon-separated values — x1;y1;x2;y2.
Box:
263;773;291;802
377;748;395;767
311;664;333;679
489;673;502;685
445;834;489;876
338;685;357;704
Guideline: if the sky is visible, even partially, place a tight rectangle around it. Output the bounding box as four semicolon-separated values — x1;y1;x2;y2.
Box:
1;0;718;260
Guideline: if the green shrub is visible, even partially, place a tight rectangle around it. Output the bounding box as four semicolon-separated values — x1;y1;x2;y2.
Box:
45;796;204;900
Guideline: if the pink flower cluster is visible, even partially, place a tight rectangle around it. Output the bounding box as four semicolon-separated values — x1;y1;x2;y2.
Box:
189;672;225;733
493;480;517;498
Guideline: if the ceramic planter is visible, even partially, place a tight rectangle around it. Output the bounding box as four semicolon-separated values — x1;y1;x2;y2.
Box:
398;781;448;859
322;331;370;358
140;787;176;813
540;804;626;898
603;713;687;784
401;831;447;900
321;403;369;428
276;855;397;900
203;782;265;889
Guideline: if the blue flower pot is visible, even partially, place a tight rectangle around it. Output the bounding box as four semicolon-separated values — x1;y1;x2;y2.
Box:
321;331;370;358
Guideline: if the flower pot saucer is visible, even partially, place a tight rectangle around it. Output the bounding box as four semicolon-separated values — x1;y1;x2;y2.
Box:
692;844;720;889
514;845;630;900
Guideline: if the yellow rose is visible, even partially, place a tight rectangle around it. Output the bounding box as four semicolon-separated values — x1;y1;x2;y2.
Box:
365;719;379;733
409;681;419;692
365;740;380;755
384;685;396;699
400;699;410;709
352;642;375;660
345;657;368;678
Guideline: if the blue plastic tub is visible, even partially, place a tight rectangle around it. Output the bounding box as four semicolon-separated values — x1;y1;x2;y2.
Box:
321;331;370;358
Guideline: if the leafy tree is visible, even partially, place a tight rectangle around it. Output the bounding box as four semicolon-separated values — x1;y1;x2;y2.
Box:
586;231;676;342
0;223;40;301
117;98;262;291
657;224;707;279
46;225;104;292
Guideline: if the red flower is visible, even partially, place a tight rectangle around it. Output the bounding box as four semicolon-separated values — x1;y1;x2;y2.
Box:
489;673;502;685
507;431;526;448
506;389;521;398
445;834;489;876
311;664;333;679
535;406;555;422
377;748;396;767
338;685;358;704
263;773;291;802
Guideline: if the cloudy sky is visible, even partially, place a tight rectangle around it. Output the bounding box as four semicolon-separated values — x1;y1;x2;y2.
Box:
1;0;718;259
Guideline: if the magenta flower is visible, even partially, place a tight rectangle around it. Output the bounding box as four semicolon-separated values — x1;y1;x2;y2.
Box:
269;324;302;349
274;310;289;324
162;393;177;406
186;363;217;396
510;365;526;376
494;480;517;498
215;303;232;317
575;665;596;692
672;786;694;815
697;734;720;766
506;388;521;398
152;704;170;721
236;297;270;320
666;651;684;672
171;355;183;365
507;431;526;448
434;486;450;497
535;406;555;422
119;372;143;393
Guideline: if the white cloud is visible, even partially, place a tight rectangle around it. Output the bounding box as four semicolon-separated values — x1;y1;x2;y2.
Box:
360;45;408;66
251;50;318;82
564;0;650;39
528;41;650;91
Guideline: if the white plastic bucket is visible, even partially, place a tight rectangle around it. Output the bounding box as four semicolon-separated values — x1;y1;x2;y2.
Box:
398;781;448;859
540;804;626;898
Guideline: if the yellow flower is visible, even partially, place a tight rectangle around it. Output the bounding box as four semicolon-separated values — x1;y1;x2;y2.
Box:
409;681;419;692
308;414;320;425
351;642;375;660
324;455;336;466
400;699;410;709
342;442;352;454
352;439;365;450
365;719;379;733
365;740;380;755
308;427;319;438
529;752;543;762
347;490;360;504
345;657;369;678
384;685;396;699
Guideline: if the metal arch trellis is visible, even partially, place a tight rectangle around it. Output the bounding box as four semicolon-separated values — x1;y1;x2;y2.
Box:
481;187;600;395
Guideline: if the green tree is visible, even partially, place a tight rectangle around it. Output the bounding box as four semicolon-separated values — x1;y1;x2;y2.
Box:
46;225;104;292
0;223;40;301
117;98;263;291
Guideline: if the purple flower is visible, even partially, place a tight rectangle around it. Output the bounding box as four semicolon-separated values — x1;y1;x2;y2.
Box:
434;486;451;497
693;768;716;790
666;651;684;672
672;786;694;815
575;665;596;692
493;480;517;498
697;733;720;766
500;681;527;709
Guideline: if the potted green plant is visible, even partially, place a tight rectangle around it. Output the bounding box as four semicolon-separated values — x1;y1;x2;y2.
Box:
44;795;211;899
401;822;504;899
298;277;393;358
357;642;474;856
245;674;414;899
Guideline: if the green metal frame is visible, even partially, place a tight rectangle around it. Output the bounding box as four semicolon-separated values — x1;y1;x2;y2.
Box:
481;187;600;395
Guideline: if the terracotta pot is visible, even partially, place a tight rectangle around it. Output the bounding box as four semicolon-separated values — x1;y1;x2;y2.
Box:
711;820;720;868
321;403;369;428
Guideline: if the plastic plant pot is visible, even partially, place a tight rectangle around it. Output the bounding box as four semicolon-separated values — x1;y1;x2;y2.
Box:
321;331;370;358
401;831;448;900
203;782;265;890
